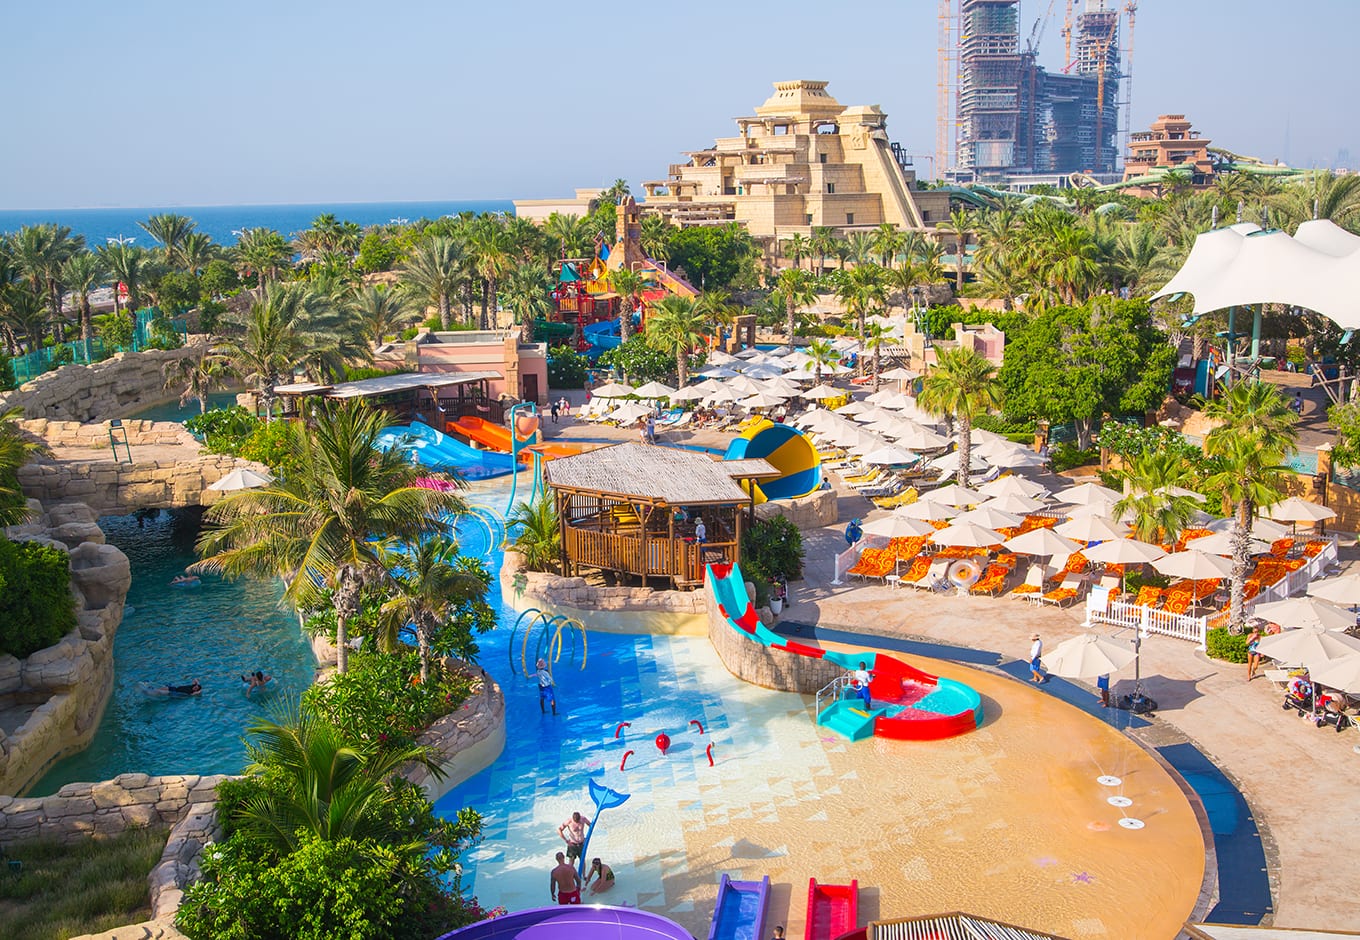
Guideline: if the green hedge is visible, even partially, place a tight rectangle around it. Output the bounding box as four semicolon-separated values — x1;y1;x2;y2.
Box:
0;537;77;658
1206;627;1249;664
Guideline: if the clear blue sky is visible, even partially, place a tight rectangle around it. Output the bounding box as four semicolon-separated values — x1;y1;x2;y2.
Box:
2;0;1354;209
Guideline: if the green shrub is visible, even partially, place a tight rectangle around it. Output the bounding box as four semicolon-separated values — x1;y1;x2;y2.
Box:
546;345;588;389
184;406;257;451
0;537;77;658
1121;569;1170;595
344;366;411;382
1206;627;1249;663
1052;442;1099;473
303;650;476;755
0;355;14;391
740;516;804;606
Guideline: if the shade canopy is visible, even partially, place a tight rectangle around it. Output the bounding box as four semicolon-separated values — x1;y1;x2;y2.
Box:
928;483;986;507
885;422;951;450
835;401;870;416
895;499;960;521
1255;625;1360;670
803;384;844;400
632;381;676;397
978;493;1046;515
932;521;1005;548
861;515;938;539
1082;538;1166;565
1205;516;1290;540
610;402;652;424
1306;573;1360;606
929;450;991;473
1004;528;1082;557
739;392;786;410
1251;596;1355;632
978;476;1047;500
1263;496;1338;523
668;386;706;402
1055;515;1128;544
1054;482;1122;506
861;444;919;466
591;381;636;398
1308;653;1360;694
879;366;920;381
955;506;1025;529
1042;634;1137;679
207;467;275;492
1151;550;1234;582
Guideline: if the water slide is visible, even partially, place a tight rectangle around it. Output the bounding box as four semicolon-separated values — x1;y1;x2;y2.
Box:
583;317;623;351
376;421;517;480
707;874;770;940
433;905;693;939
707;562;982;742
804;879;857;940
446;417;578;460
723;420;822;504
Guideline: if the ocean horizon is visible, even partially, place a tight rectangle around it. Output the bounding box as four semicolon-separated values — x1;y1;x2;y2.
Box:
0;199;516;247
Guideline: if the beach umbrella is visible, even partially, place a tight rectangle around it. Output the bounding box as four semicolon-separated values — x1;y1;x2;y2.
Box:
861;515;937;539
1307;573;1360;606
1082;538;1166;565
1042;634;1137;679
694;378;725;393
895;498;960;521
983;445;1046;469
1151;550;1234;582
1308;653;1360;694
1205;516;1291;540
669;386;706;402
703;387;742;405
862;444;919;466
1154;485;1207;501
847;433;893;456
1056;514;1129;544
834;401;869;416
1185;530;1270;556
803;384;843;400
1264;496;1338;526
929;483;986;507
1003;528;1081;557
885;422;950;451
610;402;652;424
759;377;801;396
708;350;739;364
1256;625;1360;670
632;381;676;398
929;450;991;473
1251;596;1355;632
696;366;739;379
979;493;1047;515
979;475;1047;499
725;375;764;394
865;388;904;406
879;366;920;382
208;467;275;492
955;506;1025;529
591;381;636;398
739;392;786;410
932;521;1005;548
1062;497;1123;520
734;347;766;360
1054;481;1122;505
852;406;900;425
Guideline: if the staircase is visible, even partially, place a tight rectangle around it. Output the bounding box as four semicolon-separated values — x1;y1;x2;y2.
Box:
816;696;882;742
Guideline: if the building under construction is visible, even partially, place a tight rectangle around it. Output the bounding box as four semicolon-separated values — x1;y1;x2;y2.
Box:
954;0;1122;181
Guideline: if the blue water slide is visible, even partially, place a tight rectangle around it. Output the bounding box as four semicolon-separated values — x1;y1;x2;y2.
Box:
583;317;622;351
376;420;517;480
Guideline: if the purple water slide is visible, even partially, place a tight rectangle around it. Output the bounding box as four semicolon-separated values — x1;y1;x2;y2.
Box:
435;905;695;940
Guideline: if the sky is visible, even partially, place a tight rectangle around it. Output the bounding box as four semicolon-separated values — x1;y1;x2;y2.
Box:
2;0;1356;209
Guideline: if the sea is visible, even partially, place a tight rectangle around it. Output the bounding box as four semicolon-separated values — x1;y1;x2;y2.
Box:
0;200;515;246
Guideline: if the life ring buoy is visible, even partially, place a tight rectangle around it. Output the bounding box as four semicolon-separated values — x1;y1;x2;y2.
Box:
948;559;982;588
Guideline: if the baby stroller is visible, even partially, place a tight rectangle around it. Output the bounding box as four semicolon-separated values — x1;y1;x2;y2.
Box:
1282;678;1314;716
1313;690;1354;733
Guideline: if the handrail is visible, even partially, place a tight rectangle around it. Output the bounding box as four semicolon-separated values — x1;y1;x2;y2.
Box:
815;674;853;724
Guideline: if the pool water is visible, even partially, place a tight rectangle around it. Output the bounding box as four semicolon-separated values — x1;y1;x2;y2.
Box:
28;511;317;795
126;391;240;424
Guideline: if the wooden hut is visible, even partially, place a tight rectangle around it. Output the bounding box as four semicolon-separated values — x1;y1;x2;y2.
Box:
544;443;778;589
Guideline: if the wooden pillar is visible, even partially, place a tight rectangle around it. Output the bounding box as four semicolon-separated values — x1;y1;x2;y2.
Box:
557;491;571;577
734;502;744;565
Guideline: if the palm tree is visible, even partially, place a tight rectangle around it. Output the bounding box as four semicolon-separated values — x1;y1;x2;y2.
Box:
918;347;1002;485
468;217;511;329
862;322;891;391
212;282;315;419
234;705;442;858
544;213;591;258
1113;452;1200;545
845;232;877;265
1043;225;1102;305
353;284;419;345
61;251;107;346
609;267;646;346
500;263;554;344
399;237;465;329
639;215;673;261
1203;382;1300;629
138;213;197;266
179;232;218;275
1271;172;1360;230
872;223;904;268
506;495;561;573
804;339;839;386
775;268;817;342
14;223;84;344
835;262;886;341
378;535;484;683
936;209;974;291
1114;223;1163;296
97;242;150;313
0;406;48;525
196;399;466;674
644;295;709;387
974;254;1026;312
163;349;228;415
234;228;294;294
810;227;840;277
782;233;810;271
695;288;736;341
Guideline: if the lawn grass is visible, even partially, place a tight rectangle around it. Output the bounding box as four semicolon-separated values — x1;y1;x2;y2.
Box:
0;826;168;940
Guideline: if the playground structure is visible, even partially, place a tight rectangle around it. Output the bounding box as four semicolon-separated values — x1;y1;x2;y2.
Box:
507;608;588;681
723;419;823;503
707;562;982;741
806;879;858;940
708;874;770;940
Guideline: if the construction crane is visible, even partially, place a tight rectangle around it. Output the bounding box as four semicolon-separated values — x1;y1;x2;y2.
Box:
1061;0;1074;69
1120;1;1138;172
1025;0;1058;53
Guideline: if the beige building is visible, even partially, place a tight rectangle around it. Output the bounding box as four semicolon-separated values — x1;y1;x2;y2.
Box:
511;188;604;223
640;80;948;235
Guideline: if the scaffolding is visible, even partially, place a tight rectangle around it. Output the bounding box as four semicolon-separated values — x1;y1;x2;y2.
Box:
956;0;1022;178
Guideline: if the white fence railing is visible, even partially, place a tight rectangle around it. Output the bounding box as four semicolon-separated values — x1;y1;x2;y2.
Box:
831;535;887;585
1085;535;1341;649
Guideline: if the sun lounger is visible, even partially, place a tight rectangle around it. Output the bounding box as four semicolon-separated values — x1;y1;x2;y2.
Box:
1008;564;1047;601
1040;573;1085;607
908;557;952;591
897;554;933;586
970;563;1010;596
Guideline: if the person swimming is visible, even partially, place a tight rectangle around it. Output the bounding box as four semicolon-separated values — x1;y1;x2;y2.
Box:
164;680;202;696
170;574;200;587
241;670;273;694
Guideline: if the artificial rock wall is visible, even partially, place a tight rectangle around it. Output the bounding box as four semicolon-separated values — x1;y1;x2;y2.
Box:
0;503;132;796
0;346;204;423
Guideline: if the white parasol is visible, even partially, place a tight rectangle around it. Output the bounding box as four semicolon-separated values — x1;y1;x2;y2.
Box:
895;499;960;521
932;521;1006;548
1255;625;1360;670
955;506;1025;529
861;515;937;539
1251;596;1356;632
1003;528;1082;557
979;475;1047;499
632;381;676;398
929;483;986;507
1042;634;1138;679
978;493;1047;515
1307;572;1360;606
1151;550;1235;581
1082;538;1167;565
1054;481;1122;505
1055;514;1129;543
591;381;636;398
208;467;275;492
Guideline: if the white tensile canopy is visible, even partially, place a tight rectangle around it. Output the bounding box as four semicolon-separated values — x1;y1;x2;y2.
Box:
1151;220;1360;328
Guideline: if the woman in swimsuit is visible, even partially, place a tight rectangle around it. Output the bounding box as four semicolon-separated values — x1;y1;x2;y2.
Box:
585;857;615;895
1245;627;1262;682
242;670;273;695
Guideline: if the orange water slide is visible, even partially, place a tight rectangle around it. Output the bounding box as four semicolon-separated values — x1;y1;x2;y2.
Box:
447;417;577;460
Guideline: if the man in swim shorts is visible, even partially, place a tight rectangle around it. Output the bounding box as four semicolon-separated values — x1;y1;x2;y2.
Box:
167;680;201;695
852;662;873;708
550;851;581;905
535;658;557;715
558;811;590;863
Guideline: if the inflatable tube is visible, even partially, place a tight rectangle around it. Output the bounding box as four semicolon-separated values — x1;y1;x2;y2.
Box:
723;419;821;502
947;559;982;588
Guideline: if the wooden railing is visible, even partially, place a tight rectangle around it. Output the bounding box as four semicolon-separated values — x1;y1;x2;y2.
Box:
565;527;735;584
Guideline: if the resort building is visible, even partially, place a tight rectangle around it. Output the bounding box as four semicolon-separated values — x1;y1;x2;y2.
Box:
371;329;549;406
638;80;951;234
511;188;604;223
1123;114;1215;189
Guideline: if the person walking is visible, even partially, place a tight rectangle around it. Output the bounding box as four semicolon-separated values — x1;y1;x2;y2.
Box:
1028;633;1046;683
550;852;582;905
1246;626;1263;682
535;657;557;715
550;401;560;424
845;518;863;548
1096;673;1111;708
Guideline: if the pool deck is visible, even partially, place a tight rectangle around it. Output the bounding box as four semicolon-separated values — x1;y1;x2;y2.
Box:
526;411;1360;933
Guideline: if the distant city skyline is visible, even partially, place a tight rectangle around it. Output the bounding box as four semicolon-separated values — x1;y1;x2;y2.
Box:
2;0;1353;210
